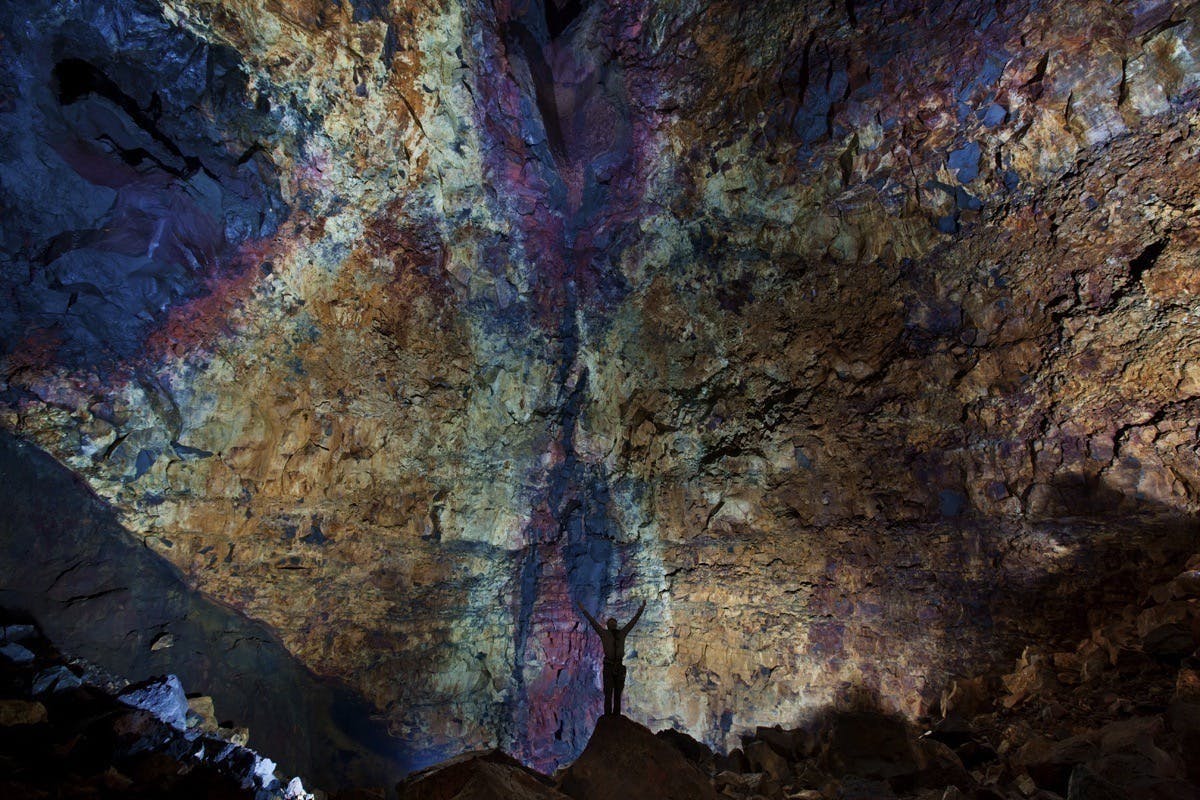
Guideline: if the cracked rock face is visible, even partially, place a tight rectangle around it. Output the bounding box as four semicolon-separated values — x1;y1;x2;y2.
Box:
3;0;1200;780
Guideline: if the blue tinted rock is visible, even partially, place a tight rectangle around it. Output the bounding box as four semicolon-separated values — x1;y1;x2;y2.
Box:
955;188;982;211
2;624;36;642
980;103;1007;127
32;665;83;695
939;490;967;518
948;142;982;183
0;642;34;664
117;674;188;729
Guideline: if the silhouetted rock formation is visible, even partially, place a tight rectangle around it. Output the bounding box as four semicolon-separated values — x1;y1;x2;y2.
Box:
556;714;718;800
0;431;407;788
397;750;568;800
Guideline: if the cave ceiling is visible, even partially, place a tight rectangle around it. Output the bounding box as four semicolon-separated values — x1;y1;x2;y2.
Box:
2;0;1200;772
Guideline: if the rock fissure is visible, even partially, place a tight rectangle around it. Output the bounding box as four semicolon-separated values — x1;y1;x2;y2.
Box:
4;0;1200;789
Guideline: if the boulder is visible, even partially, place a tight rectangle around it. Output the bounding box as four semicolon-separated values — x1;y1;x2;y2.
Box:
836;776;897;799
745;739;791;782
1066;765;1124;800
1076;641;1110;683
751;724;805;759
0;699;47;726
1167;701;1200;783
924;713;997;771
817;711;920;787
32;665;82;695
1013;734;1098;794
1090;716;1186;796
0;642;34;664
713;770;764;793
2;624;36;642
655;727;713;768
397;749;568;800
187;695;220;733
1135;602;1198;657
913;738;973;792
117;674;189;730
556;715;719;800
940;676;992;718
1001;650;1059;708
714;747;748;774
1175;658;1200;703
1169;570;1200;599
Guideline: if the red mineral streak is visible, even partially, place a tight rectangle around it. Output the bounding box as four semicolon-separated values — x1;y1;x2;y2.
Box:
143;235;284;361
5;327;64;371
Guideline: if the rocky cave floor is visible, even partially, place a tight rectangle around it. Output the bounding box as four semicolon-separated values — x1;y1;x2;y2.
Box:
2;555;1198;800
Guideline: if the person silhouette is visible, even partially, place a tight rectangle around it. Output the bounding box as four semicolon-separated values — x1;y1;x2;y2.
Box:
577;599;646;716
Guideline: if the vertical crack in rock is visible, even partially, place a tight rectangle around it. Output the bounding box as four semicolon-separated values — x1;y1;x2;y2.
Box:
480;0;643;767
14;0;1200;785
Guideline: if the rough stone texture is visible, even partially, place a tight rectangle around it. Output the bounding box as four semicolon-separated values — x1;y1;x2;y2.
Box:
3;0;1200;780
0;432;402;788
556;714;719;800
0;610;317;800
117;674;190;729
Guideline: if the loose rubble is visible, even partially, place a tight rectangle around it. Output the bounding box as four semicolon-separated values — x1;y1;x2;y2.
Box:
669;553;1200;800
400;553;1200;800
0;609;314;799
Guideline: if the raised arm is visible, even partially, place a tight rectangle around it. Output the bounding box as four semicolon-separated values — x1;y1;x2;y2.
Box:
576;602;603;634
622;600;646;633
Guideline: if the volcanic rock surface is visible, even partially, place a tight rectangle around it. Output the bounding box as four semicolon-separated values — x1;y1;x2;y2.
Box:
3;0;1200;783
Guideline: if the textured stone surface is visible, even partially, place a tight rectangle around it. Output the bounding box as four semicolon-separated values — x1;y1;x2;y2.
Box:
117;674;189;729
3;0;1200;781
556;714;719;800
0;432;401;788
0;611;317;799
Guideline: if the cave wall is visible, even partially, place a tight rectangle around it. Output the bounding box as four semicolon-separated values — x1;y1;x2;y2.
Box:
0;431;402;787
3;0;1200;778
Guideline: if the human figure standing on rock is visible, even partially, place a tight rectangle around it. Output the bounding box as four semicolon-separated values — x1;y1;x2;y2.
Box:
577;598;646;716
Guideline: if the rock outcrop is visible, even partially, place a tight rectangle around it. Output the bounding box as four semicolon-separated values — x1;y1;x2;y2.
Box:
398;750;570;800
0;610;315;799
556;714;719;800
2;0;1200;780
0;431;403;788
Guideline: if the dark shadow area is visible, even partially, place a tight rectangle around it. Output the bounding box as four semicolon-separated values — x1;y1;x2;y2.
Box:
982;473;1199;651
0;431;408;790
544;0;586;39
0;609;284;798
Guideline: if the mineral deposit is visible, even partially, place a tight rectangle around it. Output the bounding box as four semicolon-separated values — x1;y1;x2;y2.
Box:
3;0;1200;780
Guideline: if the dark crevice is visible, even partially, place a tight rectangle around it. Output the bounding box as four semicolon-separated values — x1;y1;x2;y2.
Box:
1129;238;1168;285
1025;51;1050;87
1118;57;1129;108
798;31;817;101
52;58;215;181
235;143;265;166
505;23;568;160
544;0;585;39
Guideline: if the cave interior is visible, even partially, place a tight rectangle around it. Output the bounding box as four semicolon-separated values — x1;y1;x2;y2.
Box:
1;0;1200;798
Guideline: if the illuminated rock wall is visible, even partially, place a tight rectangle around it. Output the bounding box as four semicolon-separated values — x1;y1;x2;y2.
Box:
3;0;1200;778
